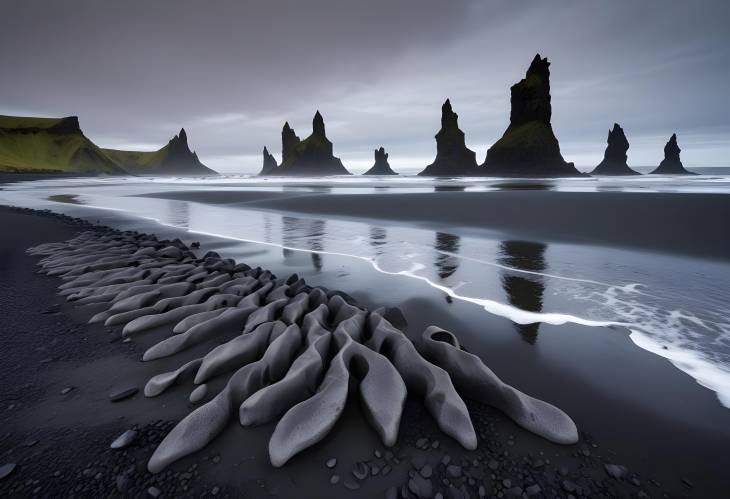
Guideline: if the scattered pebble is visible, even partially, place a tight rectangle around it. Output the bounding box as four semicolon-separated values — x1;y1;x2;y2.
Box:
419;465;432;478
330;474;340;484
447;465;462;478
526;484;541;496
109;387;138;402
408;474;433;498
110;429;138;449
326;458;337;469
147;485;161;497
604;463;628;479
343;480;360;490
352;462;368;480
60;387;74;395
0;463;16;480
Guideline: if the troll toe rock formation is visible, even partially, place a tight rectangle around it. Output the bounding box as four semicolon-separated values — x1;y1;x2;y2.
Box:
649;133;696;175
591;124;640;176
28;226;578;473
259;146;279;175
418;99;478;176
482;54;582;177
364;147;397;175
270;112;350;176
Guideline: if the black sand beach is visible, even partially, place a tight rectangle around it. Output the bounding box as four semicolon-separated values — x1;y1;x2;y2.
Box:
1;204;729;498
139;190;730;261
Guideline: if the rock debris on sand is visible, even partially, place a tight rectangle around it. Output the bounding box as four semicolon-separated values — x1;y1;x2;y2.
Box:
109;386;138;402
110;429;138;449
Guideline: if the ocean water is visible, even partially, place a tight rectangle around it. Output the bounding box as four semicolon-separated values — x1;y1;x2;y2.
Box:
2;174;730;408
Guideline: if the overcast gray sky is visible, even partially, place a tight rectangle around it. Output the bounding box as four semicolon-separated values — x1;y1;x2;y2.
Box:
1;0;728;174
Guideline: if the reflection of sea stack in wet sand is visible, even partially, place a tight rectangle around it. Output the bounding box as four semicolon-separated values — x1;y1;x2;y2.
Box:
591;124;640;175
275;111;350;176
482;54;582;177
649;134;696;175
258;146;279;175
364;147;397;175
418;99;478;176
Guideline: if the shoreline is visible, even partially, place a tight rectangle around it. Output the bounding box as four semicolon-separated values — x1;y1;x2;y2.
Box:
136;189;730;261
0;205;728;497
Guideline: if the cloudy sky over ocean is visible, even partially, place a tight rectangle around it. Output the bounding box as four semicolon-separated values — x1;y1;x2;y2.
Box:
2;0;728;173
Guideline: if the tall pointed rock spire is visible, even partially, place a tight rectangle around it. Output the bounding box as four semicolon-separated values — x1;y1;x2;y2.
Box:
482;54;582;177
418;99;478;176
591;123;640;175
649;134;696;175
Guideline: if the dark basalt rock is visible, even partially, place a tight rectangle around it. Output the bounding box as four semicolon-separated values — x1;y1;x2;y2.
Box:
418;99;478;176
275;112;350;176
161;129;215;174
591;124;640;175
649;134;696;175
259;146;279;175
482;54;582;177
281;122;300;165
364;147;397;175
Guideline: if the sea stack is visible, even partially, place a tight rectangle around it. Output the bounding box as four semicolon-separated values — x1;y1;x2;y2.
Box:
418;99;478;176
590;124;640;175
163;129;212;174
364;147;397;175
102;128;216;176
277;111;350;175
259;146;279;175
649;134;695;175
482;54;582;177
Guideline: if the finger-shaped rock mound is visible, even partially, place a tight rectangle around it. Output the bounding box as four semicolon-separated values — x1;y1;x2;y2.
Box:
28;227;579;473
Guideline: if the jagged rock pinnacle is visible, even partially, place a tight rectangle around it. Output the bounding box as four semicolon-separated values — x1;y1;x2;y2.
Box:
649;133;695;175
481;54;582;177
268;111;350;175
418;99;478;176
591;123;640;175
364;146;397;175
313;111;325;137
259;146;279;175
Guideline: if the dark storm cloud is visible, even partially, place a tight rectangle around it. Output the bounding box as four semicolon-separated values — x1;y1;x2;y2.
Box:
1;0;729;173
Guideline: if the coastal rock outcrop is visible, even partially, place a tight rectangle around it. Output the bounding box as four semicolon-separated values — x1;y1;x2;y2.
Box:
649;134;695;175
281;122;300;165
364;147;397;175
259;146;279;175
0;115;125;174
482;54;582;177
591;124;640;175
28;227;578;473
274;112;350;176
418;99;478;176
103;128;216;176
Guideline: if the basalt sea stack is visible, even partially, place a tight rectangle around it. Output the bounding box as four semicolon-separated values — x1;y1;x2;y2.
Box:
259;146;279;175
418;99;478;176
364;147;397;175
591;124;640;175
103;129;216;176
649;134;696;175
275;111;350;176
482;54;581;177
